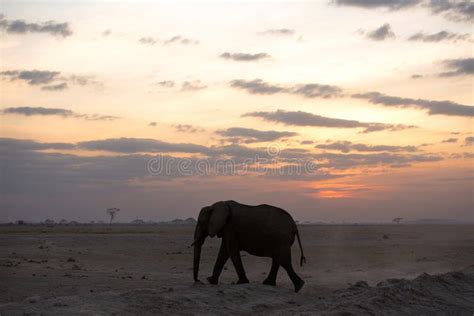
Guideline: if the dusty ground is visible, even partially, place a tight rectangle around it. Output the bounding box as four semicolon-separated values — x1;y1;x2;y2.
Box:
1;224;473;315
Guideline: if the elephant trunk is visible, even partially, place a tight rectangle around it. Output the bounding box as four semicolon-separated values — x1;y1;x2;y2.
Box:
193;242;202;282
193;225;206;282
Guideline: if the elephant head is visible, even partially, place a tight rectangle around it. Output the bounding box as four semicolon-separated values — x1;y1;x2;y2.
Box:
193;201;230;282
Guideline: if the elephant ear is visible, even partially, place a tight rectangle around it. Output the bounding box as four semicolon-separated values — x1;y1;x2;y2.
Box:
208;201;230;237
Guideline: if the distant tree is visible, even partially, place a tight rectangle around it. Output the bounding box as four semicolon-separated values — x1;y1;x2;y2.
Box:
106;208;120;224
393;217;403;224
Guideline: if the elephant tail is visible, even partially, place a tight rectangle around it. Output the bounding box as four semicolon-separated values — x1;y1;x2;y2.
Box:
296;229;306;266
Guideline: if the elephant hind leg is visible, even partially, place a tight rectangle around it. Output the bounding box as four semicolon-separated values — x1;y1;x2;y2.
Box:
277;247;305;293
262;258;279;286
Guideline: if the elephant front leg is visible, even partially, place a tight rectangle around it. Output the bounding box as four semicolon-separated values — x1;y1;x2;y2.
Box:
207;242;229;285
230;251;249;284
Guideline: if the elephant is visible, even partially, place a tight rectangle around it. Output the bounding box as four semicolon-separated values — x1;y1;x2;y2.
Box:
192;200;306;292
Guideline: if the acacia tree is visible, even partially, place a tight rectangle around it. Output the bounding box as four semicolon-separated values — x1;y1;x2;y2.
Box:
106;208;120;224
392;217;403;225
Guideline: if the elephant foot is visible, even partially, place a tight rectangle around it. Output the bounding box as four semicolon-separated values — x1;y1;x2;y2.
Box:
236;278;249;284
294;279;305;293
206;276;218;285
262;279;276;286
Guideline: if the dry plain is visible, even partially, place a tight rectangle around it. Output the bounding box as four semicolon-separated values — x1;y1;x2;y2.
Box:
1;224;473;315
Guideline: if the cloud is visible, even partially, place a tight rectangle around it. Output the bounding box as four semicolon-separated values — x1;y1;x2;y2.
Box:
41;82;68;91
0;69;102;90
465;136;474;146
163;35;198;45
313;151;442;169
316;141;418;153
220;52;271;62
334;0;421;10
149;122;157;127
0;14;72;37
230;79;343;98
408;30;470;42
258;29;295;36
216;127;298;143
174;124;204;133
441;138;457;143
0;70;60;85
352;91;474;117
138;37;158;45
335;0;472;23
78;138;210;154
67;75;102;87
102;29;112;37
2;106;119;121
139;35;198;45
181;80;207;91
438;58;474;77
366;23;395;41
426;0;473;22
0;137;76;151
242;109;414;133
155;80;175;88
411;74;423;79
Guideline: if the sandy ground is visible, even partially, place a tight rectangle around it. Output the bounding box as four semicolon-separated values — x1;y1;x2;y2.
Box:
1;224;473;315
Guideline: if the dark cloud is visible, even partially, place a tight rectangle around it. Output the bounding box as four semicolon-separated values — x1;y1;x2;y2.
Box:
465;136;474;146
230;79;285;95
78;138;211;154
149;122;157;127
366;23;395;41
0;137;76;151
2;106;119;122
441;138;457;143
408;30;470;42
258;29;295;36
313;151;442;169
0;14;72;37
155;80;175;88
242;109;414;133
0;70;60;85
41;82;68;91
427;0;473;22
352;91;474;117
0;137;451;224
216;127;298;143
174;124;204;133
0;69;101;90
230;79;343;98
411;74;423;79
181;80;207;91
3;106;74;117
334;0;421;10
300;140;315;145
220;52;271;62
315;141;418;153
335;0;472;22
438;58;474;77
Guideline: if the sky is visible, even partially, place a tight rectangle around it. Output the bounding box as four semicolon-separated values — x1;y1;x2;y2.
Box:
0;0;472;223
